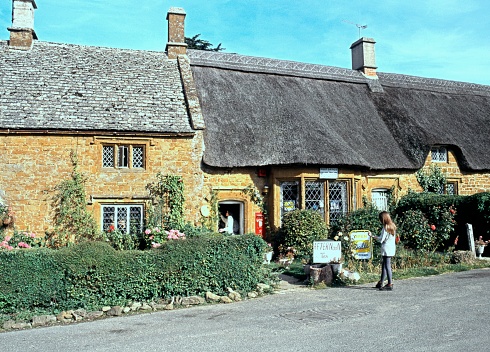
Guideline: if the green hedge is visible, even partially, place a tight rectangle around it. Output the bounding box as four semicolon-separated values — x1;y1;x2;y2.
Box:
0;234;270;313
394;192;490;250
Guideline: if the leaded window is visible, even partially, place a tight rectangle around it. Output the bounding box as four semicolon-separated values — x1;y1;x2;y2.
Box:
280;181;299;218
102;145;145;169
329;181;348;225
431;147;447;163
102;204;143;234
305;181;325;218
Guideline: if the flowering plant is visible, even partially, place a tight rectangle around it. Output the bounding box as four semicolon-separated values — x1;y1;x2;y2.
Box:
264;242;273;253
0;205;14;227
1;231;40;250
475;236;489;247
165;229;186;240
144;227;186;248
278;245;296;260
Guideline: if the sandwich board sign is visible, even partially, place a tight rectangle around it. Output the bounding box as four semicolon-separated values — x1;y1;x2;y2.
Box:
350;230;372;260
313;240;342;263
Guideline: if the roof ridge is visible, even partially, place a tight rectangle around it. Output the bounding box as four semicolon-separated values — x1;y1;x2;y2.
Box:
378;72;490;95
187;49;367;84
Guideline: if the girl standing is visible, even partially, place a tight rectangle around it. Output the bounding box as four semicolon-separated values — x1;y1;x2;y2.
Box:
369;211;397;291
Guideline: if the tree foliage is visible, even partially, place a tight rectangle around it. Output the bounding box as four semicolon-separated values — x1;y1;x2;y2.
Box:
185;34;225;51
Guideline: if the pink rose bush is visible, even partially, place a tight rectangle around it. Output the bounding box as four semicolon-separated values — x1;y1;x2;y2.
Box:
1;231;39;250
144;227;186;248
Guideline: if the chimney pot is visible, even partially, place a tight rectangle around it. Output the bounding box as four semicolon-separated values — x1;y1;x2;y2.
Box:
8;0;38;50
350;37;377;76
166;7;187;59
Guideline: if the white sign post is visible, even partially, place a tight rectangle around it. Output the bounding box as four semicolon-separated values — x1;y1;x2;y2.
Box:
467;223;475;257
313;241;342;263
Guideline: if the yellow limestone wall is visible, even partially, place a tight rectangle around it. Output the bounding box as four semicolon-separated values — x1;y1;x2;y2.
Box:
0;133;205;235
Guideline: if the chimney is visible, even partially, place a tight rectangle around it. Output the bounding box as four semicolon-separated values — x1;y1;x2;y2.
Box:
8;0;38;50
166;7;187;59
350;37;377;77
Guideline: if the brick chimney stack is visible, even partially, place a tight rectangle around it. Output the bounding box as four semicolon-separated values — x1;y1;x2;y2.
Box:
166;7;187;59
350;37;377;77
8;0;38;50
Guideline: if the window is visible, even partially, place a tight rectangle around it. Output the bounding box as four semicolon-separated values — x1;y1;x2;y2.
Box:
437;181;458;195
102;204;144;234
305;181;325;218
280;179;349;225
328;181;348;225
280;181;299;218
103;145;145;169
372;189;389;211
431;147;447;163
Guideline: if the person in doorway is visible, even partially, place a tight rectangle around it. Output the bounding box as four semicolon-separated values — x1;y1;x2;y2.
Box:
219;210;234;234
368;211;397;291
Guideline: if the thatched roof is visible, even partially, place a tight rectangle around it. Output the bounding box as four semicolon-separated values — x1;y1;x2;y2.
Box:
0;41;193;134
189;50;490;171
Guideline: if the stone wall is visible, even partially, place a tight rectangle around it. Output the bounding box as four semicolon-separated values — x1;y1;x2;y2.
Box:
0;132;205;235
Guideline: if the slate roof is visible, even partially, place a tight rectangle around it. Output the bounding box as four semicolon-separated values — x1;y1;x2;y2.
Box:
0;41;193;134
188;49;490;171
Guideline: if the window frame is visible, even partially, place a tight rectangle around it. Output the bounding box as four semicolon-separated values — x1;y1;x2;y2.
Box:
371;188;389;211
279;178;350;226
102;144;146;170
431;146;448;163
101;204;144;234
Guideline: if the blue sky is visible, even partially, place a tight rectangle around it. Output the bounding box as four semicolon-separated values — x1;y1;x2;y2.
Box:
1;0;489;85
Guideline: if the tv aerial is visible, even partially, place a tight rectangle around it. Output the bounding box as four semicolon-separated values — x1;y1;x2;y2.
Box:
342;20;368;38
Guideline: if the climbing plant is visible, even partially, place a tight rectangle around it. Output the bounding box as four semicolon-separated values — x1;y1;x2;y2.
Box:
146;173;185;230
242;184;271;239
416;164;447;193
50;151;99;248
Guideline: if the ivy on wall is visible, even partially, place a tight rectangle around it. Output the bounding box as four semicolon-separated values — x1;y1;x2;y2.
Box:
50;151;99;248
416;164;447;193
146;173;185;230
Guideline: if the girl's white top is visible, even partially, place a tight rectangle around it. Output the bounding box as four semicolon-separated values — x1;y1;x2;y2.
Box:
377;227;396;257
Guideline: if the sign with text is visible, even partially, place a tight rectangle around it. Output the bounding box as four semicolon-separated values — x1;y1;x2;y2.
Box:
313;240;342;263
319;168;338;179
350;230;372;260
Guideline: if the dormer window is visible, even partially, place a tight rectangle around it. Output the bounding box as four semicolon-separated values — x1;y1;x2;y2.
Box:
431;147;447;163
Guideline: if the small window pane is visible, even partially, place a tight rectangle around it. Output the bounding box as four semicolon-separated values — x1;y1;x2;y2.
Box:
102;146;114;167
372;189;388;211
431;147;447;162
118;146;129;167
280;181;299;218
305;181;324;218
132;146;144;168
329;181;347;225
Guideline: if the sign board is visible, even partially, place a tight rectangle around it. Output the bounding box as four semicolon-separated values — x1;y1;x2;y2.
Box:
350;230;372;260
313;240;342;263
320;168;338;179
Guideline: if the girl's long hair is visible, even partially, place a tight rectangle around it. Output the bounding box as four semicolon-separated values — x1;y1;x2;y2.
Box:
379;211;396;235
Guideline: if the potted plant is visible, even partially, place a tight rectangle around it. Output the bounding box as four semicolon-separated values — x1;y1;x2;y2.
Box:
1;205;14;227
329;257;343;275
475;236;488;258
263;243;273;264
278;245;296;268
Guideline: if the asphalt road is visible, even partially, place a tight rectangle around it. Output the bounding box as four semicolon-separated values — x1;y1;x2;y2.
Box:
1;268;489;352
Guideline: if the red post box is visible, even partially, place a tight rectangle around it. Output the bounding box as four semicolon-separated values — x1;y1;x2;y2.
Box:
255;212;264;237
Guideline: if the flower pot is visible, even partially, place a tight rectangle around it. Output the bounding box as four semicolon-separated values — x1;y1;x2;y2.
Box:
278;258;294;268
263;251;273;264
476;245;485;258
330;263;343;276
2;217;11;226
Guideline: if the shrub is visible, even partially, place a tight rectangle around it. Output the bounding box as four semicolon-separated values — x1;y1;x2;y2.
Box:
277;210;329;262
0;235;273;314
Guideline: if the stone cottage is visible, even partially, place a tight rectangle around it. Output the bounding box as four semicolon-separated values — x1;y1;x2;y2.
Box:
1;1;490;238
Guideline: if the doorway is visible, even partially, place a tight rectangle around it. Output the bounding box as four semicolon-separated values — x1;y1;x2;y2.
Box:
218;201;244;234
